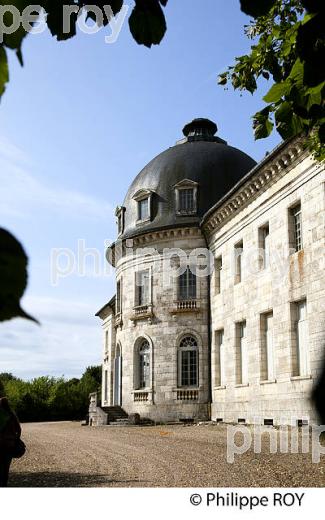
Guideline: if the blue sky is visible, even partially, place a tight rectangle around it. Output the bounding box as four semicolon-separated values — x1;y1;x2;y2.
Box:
0;0;280;380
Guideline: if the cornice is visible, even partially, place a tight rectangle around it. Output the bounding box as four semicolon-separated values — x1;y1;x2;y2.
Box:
131;226;202;247
202;138;307;238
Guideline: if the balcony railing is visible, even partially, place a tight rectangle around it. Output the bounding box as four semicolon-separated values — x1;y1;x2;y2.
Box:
134;391;149;402
131;304;153;321
171;299;200;313
176;389;199;401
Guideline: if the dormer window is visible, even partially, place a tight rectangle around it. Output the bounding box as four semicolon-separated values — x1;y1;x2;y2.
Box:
115;206;125;236
138;198;149;221
179;189;195;213
174;179;198;215
132;189;153;224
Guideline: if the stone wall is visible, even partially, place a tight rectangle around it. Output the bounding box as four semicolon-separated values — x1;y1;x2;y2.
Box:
205;147;325;425
103;228;210;422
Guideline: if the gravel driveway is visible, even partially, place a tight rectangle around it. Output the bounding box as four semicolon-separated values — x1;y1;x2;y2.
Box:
9;421;325;487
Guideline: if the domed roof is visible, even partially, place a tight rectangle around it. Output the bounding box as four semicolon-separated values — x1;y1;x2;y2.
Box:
120;119;257;239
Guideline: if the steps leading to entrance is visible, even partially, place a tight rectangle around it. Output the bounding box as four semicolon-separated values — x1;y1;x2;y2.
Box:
101;406;128;425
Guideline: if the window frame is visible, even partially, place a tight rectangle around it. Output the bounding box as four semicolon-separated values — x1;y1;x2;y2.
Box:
132;189;154;225
234;240;243;284
215;329;225;387
138;198;149;221
235;320;247;385
173;179;199;216
178;335;199;388
260;311;275;382
288;201;303;253
135;269;151;307
178;266;197;301
116;278;122;314
138;339;151;389
290;299;309;377
258;222;270;270
215;255;222;294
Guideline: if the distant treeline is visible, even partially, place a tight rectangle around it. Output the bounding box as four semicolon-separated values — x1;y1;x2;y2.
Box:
0;366;101;422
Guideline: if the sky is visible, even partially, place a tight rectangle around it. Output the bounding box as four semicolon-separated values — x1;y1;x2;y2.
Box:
0;0;281;380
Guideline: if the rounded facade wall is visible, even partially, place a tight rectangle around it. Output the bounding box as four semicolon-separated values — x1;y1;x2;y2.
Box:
113;228;211;422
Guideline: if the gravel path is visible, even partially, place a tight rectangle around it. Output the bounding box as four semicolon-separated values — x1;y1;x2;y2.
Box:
9;421;325;487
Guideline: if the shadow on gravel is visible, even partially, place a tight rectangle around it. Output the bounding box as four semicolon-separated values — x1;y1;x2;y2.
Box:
9;472;147;488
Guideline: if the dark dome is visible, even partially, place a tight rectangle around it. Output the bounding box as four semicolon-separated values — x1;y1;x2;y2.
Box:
121;119;256;239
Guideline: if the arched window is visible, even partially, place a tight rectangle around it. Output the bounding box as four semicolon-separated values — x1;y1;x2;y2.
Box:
138;338;150;389
178;335;198;387
179;267;197;300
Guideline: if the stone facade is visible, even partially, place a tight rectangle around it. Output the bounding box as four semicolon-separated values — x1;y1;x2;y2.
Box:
204;140;325;426
96;125;325;426
99;229;210;422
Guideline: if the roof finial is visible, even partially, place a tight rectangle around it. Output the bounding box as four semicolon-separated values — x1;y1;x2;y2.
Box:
182;118;218;138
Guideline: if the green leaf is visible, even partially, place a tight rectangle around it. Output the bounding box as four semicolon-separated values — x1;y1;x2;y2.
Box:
276;110;305;140
240;0;276;18
0;46;9;100
129;0;167;48
217;74;227;86
253;108;273;139
254;120;273;139
288;58;304;86
275;101;293;122
0;228;39;323
263;81;290;103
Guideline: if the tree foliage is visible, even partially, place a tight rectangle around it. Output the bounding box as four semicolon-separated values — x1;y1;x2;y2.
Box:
218;0;325;159
0;366;101;422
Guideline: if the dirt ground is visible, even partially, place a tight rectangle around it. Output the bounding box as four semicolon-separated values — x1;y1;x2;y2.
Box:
9;421;325;487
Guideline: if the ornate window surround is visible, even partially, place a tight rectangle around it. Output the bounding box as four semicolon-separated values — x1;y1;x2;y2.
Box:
132;188;154;225
173;179;198;216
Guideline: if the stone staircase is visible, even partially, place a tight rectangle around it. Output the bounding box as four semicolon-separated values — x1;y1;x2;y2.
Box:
101;406;129;426
88;392;153;426
89;392;128;426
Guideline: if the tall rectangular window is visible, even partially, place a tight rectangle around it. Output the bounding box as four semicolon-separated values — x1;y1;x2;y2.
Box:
104;370;108;402
291;300;309;376
179;266;197;300
116;279;122;314
179;189;194;213
136;270;150;306
260;312;275;381
258;223;270;269
178;336;198;387
236;321;247;385
181;350;197;386
138;198;149;220
215;256;222;294
234;240;243;284
105;330;109;354
289;202;302;252
215;329;225;387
